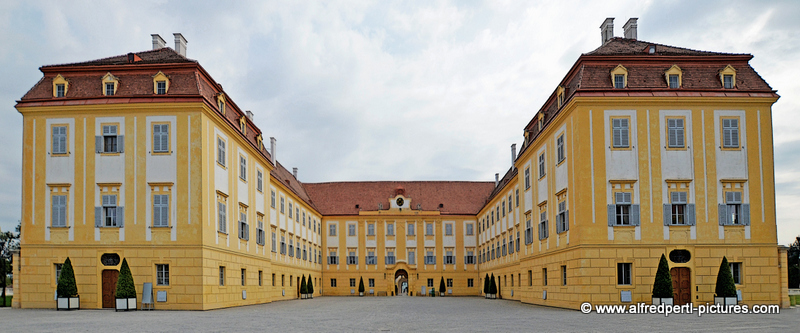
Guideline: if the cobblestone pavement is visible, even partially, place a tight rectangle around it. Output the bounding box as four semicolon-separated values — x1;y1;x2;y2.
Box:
1;296;798;332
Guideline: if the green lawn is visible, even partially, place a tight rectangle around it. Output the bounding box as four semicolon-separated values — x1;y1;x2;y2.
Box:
1;296;11;307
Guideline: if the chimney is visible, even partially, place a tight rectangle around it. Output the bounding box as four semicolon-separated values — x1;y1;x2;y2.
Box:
151;34;166;50
623;18;638;40
495;173;500;187
270;137;277;166
293;167;298;179
173;33;187;57
511;143;517;167
246;110;254;121
600;18;614;45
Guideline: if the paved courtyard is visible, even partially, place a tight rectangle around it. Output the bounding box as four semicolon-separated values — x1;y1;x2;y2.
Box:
1;296;798;332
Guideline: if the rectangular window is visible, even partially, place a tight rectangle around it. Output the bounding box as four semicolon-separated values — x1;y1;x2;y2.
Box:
387;223;394;236
329;224;337;236
427;279;434;288
444;250;455;265
730;263;742;284
615;192;632;225
667;118;685;148
271;232;276;252
51;194;67;227
668;74;680;89
288;203;293;218
670;191;688;225
723;74;734;89
219;267;225;286
466;223;473;236
467;279;474;288
218;199;227;233
153;194;169;227
348;224;356;236
366;251;376;265
426;223;433;236
538;153;546;178
347;251;357;265
515;189;519;207
156;81;167;94
270;190;276;208
102;125;119;153
425;251;436;265
239;156;247;180
152;124;169;153
502;201;506;217
408;250;415;265
272;274;276;286
217;137;226;166
280;236;286;254
524;168;531;189
561;265;567;286
369;279;375;288
102;194;118;227
157;264;169;286
288;239;294;257
447;279;453;288
350;278;356;287
52;126;67;154
257;171;263;192
725;191;743;225
56;84;65;97
258;271;263;286
542;268;548;286
528;270;533;286
367;223;375;236
331;279;337;287
295;208;299;222
281;275;285;287
465;250;475;264
280;197;285;213
556;200;568;233
722;118;740;148
617;263;632;285
614;74;625;89
55;263;63;282
386;250;396;265
538;210;549;240
612;118;630;148
445;224;453;236
241;268;246;286
525;218;533;244
238;210;249;240
557;134;565;163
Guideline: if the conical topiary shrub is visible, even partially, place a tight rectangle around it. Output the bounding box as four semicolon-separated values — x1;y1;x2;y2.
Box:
57;257;78;298
300;275;308;298
652;254;674;305
439;277;446;296
358;277;365;296
489;273;497;299
307;275;314;297
715;256;737;297
115;258;136;299
483;273;490;296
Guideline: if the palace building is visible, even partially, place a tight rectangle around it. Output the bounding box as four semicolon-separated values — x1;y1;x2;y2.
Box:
13;19;790;310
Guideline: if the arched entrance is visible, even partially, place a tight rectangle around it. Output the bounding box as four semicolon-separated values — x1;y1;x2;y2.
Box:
395;269;408;296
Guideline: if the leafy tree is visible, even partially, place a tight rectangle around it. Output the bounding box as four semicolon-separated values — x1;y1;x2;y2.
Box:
307;275;314;295
489;273;497;295
115;258;136;299
789;237;800;289
1;225;20;305
57;257;78;298
652;254;674;298
300;275;308;295
439;277;446;295
483;273;490;294
714;256;737;298
358;277;365;294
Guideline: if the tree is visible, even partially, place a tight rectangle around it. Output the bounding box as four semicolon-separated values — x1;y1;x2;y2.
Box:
789;237;800;289
307;275;314;295
115;258;136;299
57;257;78;298
715;256;737;298
300;275;307;296
652;254;674;298
483;273;490;295
358;277;365;294
489;273;497;295
0;222;20;305
439;277;446;295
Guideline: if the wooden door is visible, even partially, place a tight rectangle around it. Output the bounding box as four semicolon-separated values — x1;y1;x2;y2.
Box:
670;267;691;305
102;270;119;308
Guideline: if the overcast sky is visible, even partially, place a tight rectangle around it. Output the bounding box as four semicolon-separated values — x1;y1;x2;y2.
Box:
1;0;798;245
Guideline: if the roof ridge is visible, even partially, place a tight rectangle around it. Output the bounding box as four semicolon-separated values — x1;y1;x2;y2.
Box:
42;47;196;68
584;38;750;57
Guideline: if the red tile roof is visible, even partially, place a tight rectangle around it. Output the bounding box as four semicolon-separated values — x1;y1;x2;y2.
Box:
43;47;195;67
584;37;743;56
304;181;496;216
271;162;316;210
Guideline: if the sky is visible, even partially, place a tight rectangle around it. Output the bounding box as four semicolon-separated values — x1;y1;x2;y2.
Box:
0;0;798;245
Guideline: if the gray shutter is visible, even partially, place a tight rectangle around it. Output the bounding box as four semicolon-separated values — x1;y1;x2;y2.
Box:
117;206;124;227
687;204;696;226
95;136;102;153
117;135;124;153
718;204;728;226
607;205;615;226
564;210;569;232
663;204;671;226
555;215;562;233
631;205;640;226
741;204;750;226
95;207;102;227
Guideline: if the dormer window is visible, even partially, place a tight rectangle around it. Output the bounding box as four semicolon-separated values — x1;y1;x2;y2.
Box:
152;71;169;95
239;116;247;135
556;86;565;108
611;65;628;89
719;65;737;89
664;65;682;89
216;93;226;115
53;74;68;97
101;72;119;96
256;135;264;151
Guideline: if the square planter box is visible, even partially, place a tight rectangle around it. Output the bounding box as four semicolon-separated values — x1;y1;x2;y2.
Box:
56;296;80;310
115;297;137;311
714;297;738;306
652;297;673;306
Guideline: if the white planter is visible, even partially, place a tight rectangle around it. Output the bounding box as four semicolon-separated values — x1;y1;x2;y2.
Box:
714;296;738;306
440;292;445;297
652;297;673;305
56;296;80;310
359;292;364;297
115;297;137;311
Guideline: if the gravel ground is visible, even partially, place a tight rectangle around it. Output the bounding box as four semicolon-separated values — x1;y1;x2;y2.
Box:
1;296;798;332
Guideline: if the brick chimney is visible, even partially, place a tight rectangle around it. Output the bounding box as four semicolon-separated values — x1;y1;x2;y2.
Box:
623;18;638;40
600;18;614;45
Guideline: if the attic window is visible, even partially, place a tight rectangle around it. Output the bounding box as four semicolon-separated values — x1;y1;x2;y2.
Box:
217;93;226;114
611;64;628;89
53;74;68;97
719;65;737;89
648;45;656;54
664;65;682;89
556;86;565;108
102;72;119;96
239;116;247;135
355;204;360;209
152;71;169;95
256;135;264;150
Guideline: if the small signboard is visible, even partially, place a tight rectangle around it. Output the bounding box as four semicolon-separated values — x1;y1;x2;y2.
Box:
157;290;167;302
620;290;632;302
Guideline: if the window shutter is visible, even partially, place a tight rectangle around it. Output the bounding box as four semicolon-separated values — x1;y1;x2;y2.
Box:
117;206;124;227
95;136;102;153
741;204;750;226
117;135;124;153
631;205;640;226
564;210;569;231
95;207;102;227
607;204;615;226
162;201;169;226
687;204;696;226
555;215;562;233
52;198;58;226
718;204;728;226
663;204;671;226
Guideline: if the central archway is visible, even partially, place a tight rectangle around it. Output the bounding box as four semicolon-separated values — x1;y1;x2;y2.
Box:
395;269;408;296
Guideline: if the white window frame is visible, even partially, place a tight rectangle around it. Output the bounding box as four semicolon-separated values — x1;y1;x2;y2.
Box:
617;263;632;285
217;138;226;166
239;156;247;181
557;134;565;163
51;194;67;227
153;194;169;227
102;194;118;227
667;118;685;148
156;264;169;286
52;126;68;154
152;124;169;153
102;125;119;153
612;118;629;148
722;118;740;148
